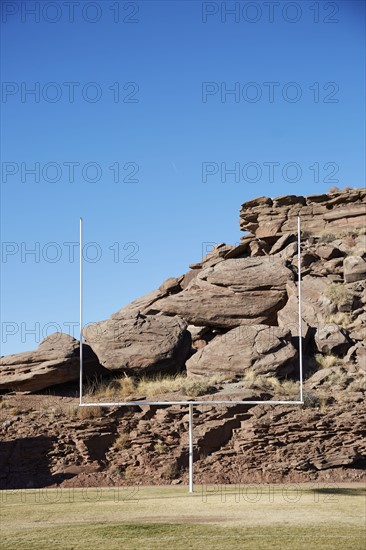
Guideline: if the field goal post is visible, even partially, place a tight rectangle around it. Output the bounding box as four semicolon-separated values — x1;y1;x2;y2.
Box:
79;217;304;493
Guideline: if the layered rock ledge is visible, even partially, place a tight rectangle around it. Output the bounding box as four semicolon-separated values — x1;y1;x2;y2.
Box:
240;189;366;238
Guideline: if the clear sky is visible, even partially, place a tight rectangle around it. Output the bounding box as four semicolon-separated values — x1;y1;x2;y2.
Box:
1;0;365;355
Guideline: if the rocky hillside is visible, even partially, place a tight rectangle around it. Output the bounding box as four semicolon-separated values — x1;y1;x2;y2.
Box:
1;189;365;489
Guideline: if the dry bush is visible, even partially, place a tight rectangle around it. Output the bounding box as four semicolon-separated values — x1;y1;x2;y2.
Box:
161;462;179;481
348;376;366;392
114;433;130;450
325;283;352;307
315;353;342;369
123;465;136;481
86;374;136;400
68;405;79;418
77;405;102;419
327;312;351;328
7;407;22;416
242;370;299;398
318;232;336;243
154;441;168;455
137;375;183;396
326;369;350;388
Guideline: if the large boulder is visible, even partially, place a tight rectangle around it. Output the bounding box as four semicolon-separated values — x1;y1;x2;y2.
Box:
277;294;311;345
286;277;335;326
84;313;191;375
314;324;350;354
343;256;366;283
0;333;104;393
186;325;298;379
148;257;293;328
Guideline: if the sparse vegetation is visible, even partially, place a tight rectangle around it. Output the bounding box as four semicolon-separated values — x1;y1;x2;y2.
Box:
326;312;352;328
326;368;351;388
328;186;340;193
325;283;352;308
154;440;168;454
242;370;299;398
114;433;130;450
315;353;342;369
318;232;336;243
86;372;229;400
77;405;103;419
7;407;22;416
161;462;179;480
348;376;366;392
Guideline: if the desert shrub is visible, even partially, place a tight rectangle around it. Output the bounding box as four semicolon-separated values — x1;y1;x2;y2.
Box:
242;370;299;398
123;466;136;481
68;405;79;418
161;462;179;481
315;353;342;369
7;407;22;416
326;369;350;388
114;433;130;450
325;283;352;307
77;405;102;419
326;312;351;328
154;441;168;455
348;376;366;392
318;232;337;243
86;374;136;400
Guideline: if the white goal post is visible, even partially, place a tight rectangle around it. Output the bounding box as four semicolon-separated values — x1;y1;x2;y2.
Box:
78;217;304;493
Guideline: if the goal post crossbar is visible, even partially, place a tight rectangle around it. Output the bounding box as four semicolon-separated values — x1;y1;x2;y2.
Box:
79;216;304;407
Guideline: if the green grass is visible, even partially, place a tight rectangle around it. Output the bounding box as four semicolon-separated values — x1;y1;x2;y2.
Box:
1;485;365;549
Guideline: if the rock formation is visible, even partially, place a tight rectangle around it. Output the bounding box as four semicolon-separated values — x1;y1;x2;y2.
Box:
0;333;105;393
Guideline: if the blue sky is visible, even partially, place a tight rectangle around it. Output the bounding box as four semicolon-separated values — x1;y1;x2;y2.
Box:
1;0;365;355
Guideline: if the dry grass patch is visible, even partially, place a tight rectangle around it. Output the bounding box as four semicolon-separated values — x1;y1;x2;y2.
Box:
325;283;352;308
138;373;228;397
85;372;228;400
348;376;366;392
242;370;299;398
326;312;352;328
114;433;130;450
77;405;103;419
154;440;168;454
315;353;342;369
86;375;136;400
326;368;352;388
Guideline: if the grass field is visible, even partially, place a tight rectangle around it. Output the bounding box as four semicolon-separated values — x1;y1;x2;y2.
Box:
1;484;365;549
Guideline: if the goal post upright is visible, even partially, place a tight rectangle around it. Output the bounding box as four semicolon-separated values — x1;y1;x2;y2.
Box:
297;216;303;403
79;217;83;407
188;403;194;493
